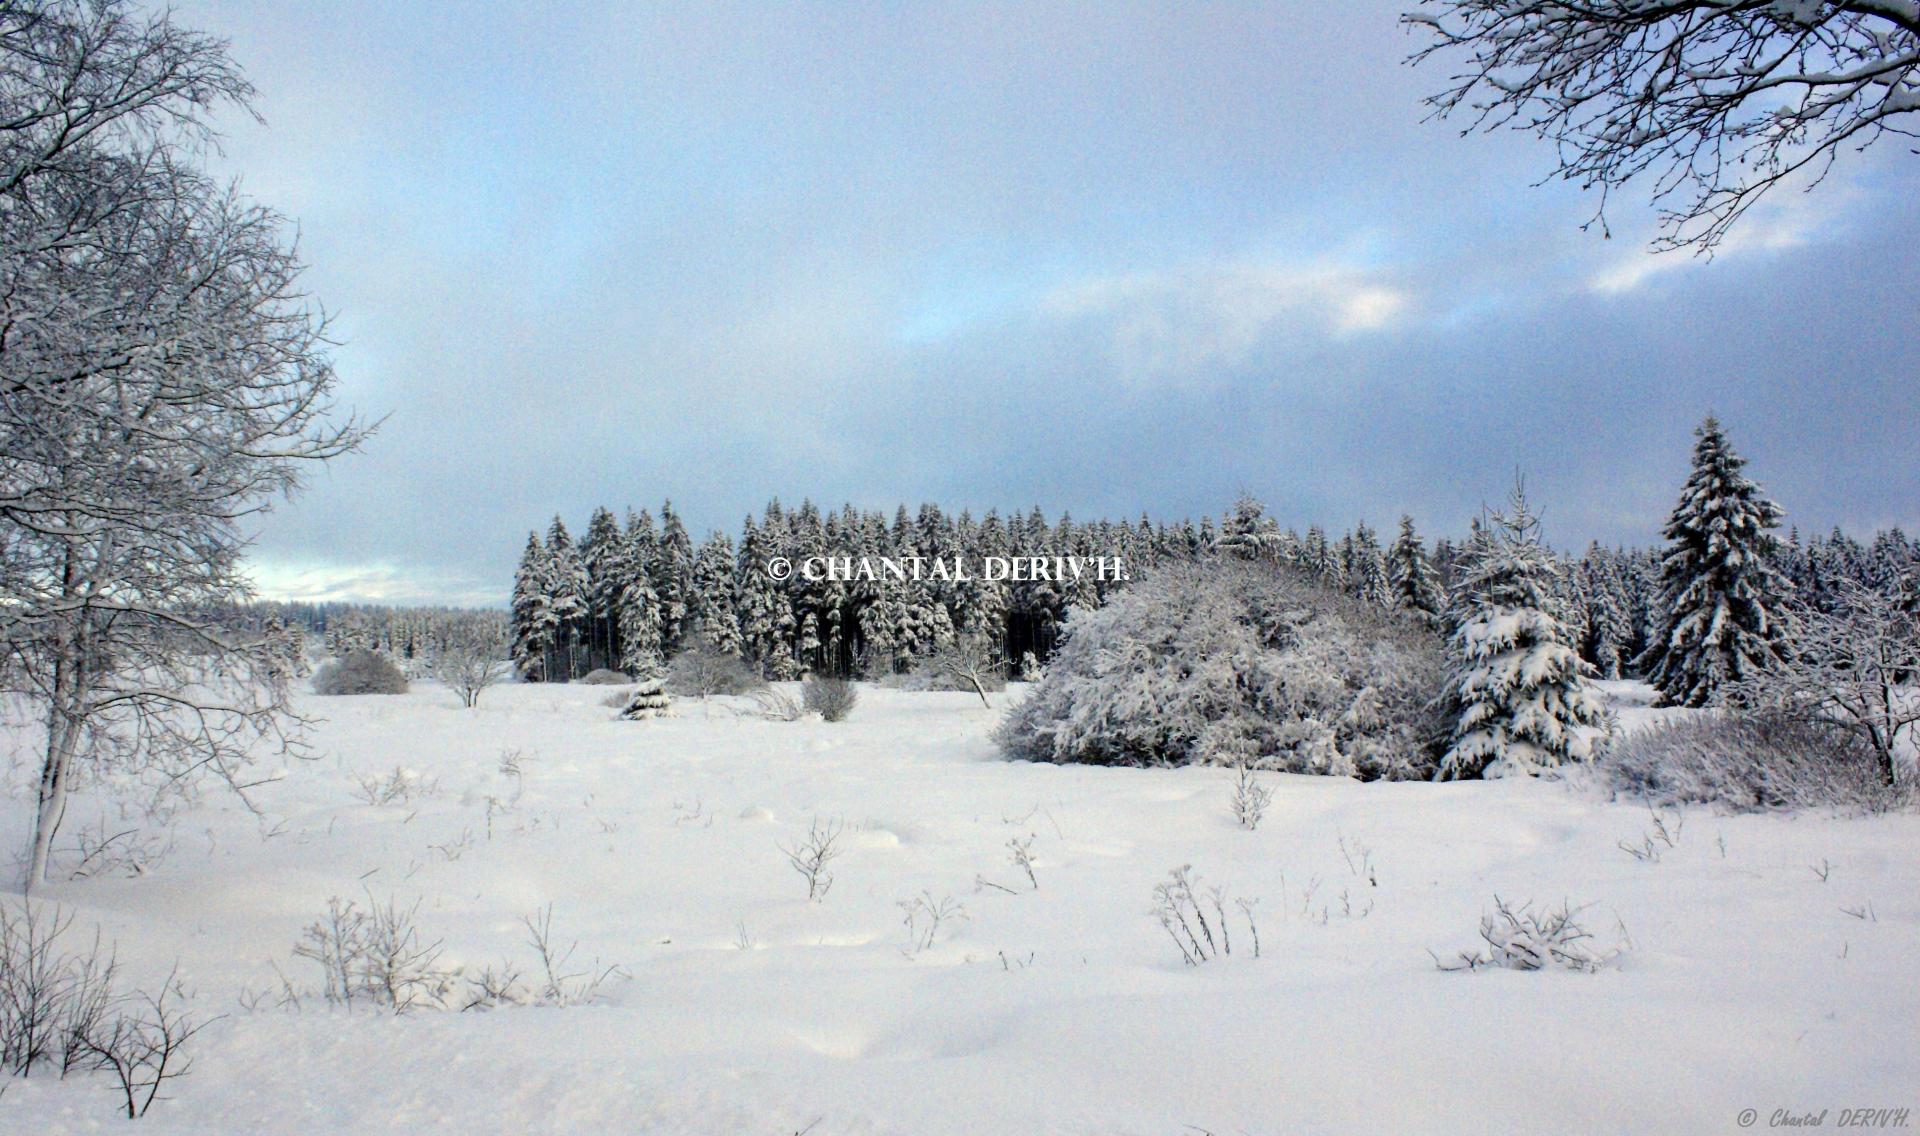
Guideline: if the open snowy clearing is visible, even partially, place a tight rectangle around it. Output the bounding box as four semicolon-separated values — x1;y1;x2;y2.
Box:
4;681;1917;1135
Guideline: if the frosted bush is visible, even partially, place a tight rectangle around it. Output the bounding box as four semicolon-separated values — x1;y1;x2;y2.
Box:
1599;711;1904;813
995;560;1447;778
312;650;408;696
1434;898;1621;973
664;646;765;698
802;675;858;722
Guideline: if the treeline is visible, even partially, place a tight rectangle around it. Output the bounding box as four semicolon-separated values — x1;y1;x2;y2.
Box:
509;502;1212;682
237;601;508;663
509;494;1918;688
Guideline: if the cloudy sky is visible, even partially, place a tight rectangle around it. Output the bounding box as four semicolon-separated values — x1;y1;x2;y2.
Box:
180;1;1920;607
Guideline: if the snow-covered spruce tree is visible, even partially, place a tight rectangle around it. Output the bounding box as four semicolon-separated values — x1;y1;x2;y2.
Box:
655;501;697;654
616;568;664;679
510;532;557;680
1388;515;1444;620
1;1;367;888
690;532;744;657
1578;547;1631;680
544;517;589;680
1641;416;1792;707
619;675;672;720
1214;494;1282;561
577;506;628;673
1439;487;1606;780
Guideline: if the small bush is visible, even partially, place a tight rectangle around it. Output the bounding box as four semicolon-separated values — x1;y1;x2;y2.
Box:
1230;765;1273;830
293;893;455;1013
579;668;631;685
1152;865;1260;965
779;817;844;901
743;686;804;721
0;901;204;1118
802;675;858;722
664;647;765;698
1599;710;1904;813
313;649;409;696
1434;897;1621;973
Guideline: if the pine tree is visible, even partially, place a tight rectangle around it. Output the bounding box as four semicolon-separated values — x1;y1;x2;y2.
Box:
656;501;696;653
1577;547;1631;679
1641;417;1792;707
578;507;626;671
616;569;663;678
619;676;671;720
545;517;589;680
1214;495;1280;561
510;532;557;681
1351;521;1391;607
1439;487;1605;780
690;532;744;656
1387;515;1444;619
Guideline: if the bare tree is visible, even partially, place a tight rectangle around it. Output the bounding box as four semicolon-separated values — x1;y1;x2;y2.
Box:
1;2;367;888
926;633;1007;708
1733;581;1920;788
1405;2;1920;252
429;625;512;708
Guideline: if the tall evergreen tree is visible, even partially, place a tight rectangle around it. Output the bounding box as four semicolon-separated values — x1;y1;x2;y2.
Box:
1387;515;1444;619
510;532;557;681
578;507;626;671
1641;417;1792;707
690;532;744;656
545;516;589;679
1439;487;1605;779
616;567;663;678
655;501;697;653
1350;521;1391;607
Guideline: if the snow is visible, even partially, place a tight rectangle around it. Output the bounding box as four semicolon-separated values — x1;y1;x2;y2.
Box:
4;680;1917;1134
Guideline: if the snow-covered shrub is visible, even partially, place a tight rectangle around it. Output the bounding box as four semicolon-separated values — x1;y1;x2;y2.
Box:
779;817;844;901
1230;765;1273;830
743;686;805;721
1152;865;1260;965
1599;711;1904;813
461;905;625;1010
352;765;436;807
664;646;764;698
312;649;409;696
898;892;968;956
1;900;207;1118
1433;897;1621;973
579;668;632;685
802;675;858;722
1;900;114;1077
995;560;1447;778
293;893;455;1013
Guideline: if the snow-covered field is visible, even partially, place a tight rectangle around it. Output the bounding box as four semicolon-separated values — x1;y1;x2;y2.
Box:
5;681;1917;1134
